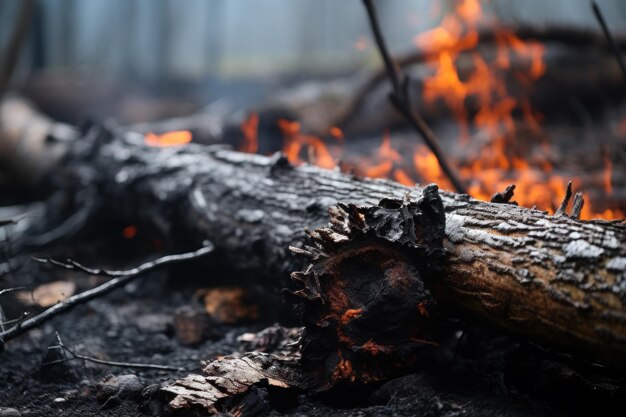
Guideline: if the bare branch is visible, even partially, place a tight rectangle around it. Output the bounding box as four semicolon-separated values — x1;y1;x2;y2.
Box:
592;1;626;82
0;286;27;296
361;0;467;194
0;244;214;350
44;332;186;372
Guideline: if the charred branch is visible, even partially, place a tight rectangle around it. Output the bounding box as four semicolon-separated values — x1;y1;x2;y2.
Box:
592;1;626;83
490;184;517;205
361;0;467;194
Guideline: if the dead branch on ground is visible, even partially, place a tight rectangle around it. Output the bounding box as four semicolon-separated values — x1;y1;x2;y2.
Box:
0;244;214;351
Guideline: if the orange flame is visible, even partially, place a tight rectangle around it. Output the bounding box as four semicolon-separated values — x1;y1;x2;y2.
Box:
329;126;344;140
278;119;336;169
145;131;192;147
240;112;259;153
604;154;613;195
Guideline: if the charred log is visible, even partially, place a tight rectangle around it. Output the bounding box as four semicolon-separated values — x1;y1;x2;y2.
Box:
2;100;626;377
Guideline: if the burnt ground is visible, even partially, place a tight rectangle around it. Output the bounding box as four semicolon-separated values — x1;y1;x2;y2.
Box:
1;226;625;417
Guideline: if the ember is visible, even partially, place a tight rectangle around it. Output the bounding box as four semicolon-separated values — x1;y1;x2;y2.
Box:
144;130;192;147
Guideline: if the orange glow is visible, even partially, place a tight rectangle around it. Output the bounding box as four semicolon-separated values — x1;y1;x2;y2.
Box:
413;145;453;191
333;355;354;381
329;126;344;140
145;131;192;147
360;340;392;356
604;155;613;195
393;169;415;186
278;119;336;169
341;308;363;324
122;225;137;239
239;112;259;153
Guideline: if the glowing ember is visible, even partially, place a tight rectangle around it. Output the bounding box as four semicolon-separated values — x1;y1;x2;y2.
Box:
333;354;354;381
145;131;192;147
122;225;138;239
341;308;363;324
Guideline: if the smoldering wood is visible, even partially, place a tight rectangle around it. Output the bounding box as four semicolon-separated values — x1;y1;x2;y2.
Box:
290;187;447;388
1;99;626;374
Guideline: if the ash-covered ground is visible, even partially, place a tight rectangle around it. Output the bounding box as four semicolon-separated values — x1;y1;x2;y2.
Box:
0;227;624;417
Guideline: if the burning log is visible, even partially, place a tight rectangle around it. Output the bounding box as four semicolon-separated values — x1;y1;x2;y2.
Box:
1;98;626;382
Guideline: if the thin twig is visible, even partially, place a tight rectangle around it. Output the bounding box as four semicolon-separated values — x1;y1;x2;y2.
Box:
361;0;467;194
0;286;27;296
592;1;626;82
44;332;186;372
0;244;214;349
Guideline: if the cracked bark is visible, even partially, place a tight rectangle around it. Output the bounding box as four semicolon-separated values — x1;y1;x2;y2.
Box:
2;100;626;374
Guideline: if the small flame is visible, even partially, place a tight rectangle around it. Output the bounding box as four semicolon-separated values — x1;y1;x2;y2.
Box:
145;131;192;147
604;154;613;195
329;126;344;140
240;112;259;153
278;119;336;169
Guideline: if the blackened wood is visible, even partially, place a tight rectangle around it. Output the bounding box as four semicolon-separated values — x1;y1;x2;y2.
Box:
2;100;626;372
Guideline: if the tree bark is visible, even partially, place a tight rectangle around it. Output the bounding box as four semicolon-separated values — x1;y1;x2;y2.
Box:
2;98;626;373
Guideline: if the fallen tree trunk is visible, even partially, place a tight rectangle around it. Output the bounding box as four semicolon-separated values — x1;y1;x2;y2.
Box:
2;98;626;376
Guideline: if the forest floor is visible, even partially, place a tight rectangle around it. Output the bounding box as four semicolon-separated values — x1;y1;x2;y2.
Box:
0;224;624;417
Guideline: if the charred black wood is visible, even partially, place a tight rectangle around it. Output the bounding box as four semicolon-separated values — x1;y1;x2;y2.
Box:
490;184;517;205
290;186;445;389
2;102;626;374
